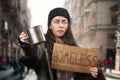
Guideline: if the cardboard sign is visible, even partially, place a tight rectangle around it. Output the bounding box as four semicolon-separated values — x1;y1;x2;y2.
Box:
51;43;99;73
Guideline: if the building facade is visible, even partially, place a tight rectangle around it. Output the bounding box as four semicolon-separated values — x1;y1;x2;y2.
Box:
64;0;119;71
0;0;30;65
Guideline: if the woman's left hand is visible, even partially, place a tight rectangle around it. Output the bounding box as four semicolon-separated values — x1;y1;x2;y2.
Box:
90;67;98;78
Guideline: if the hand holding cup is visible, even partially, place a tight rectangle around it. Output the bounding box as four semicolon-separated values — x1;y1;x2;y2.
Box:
19;32;29;42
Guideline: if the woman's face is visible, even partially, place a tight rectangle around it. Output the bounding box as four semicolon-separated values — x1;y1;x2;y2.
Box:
50;16;69;38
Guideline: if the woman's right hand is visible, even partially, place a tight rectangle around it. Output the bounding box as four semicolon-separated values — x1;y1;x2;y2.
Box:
19;32;29;42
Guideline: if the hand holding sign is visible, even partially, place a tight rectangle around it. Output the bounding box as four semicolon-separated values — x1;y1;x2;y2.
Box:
51;43;99;73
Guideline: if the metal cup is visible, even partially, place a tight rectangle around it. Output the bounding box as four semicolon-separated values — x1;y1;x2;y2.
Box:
26;25;46;45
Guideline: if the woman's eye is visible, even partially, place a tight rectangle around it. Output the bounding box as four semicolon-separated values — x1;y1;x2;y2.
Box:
54;21;59;24
62;21;68;24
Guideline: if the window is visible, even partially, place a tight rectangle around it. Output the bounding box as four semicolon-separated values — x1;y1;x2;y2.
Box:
110;5;118;25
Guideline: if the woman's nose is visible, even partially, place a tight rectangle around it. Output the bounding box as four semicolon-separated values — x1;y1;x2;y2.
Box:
59;22;64;27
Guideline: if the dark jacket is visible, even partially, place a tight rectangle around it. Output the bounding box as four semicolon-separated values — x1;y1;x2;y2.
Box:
74;73;97;80
19;41;53;80
73;69;106;80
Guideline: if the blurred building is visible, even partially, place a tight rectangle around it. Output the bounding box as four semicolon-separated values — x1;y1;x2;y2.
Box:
0;0;30;65
64;0;119;71
115;0;120;71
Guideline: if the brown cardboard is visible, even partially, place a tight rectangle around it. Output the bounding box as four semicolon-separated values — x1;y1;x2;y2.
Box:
51;43;99;73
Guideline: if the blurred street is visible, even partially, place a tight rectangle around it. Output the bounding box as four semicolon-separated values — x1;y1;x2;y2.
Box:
0;65;20;80
0;65;37;80
0;65;120;80
104;69;120;80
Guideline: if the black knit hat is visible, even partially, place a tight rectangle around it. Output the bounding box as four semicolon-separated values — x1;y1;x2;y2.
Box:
48;7;70;26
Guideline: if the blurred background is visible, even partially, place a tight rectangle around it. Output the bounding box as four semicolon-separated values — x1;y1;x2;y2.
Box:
0;0;120;80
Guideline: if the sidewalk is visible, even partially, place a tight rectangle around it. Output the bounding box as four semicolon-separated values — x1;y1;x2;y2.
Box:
0;65;13;79
0;65;20;80
104;69;120;80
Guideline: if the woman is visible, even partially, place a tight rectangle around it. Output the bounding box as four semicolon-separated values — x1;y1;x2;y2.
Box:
19;7;105;80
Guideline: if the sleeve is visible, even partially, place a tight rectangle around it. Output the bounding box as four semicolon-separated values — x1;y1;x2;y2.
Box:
18;39;40;70
97;68;106;80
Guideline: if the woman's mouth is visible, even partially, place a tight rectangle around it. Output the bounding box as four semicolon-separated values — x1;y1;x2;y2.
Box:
58;30;64;34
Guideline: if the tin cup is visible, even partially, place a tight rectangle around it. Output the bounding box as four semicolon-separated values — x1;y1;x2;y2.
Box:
26;25;46;45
